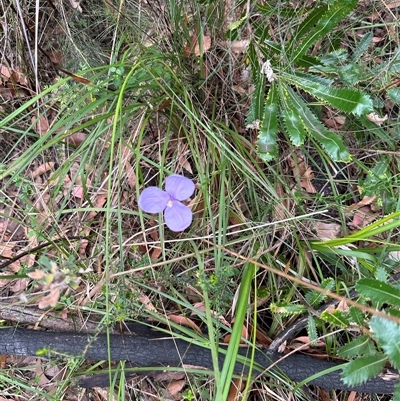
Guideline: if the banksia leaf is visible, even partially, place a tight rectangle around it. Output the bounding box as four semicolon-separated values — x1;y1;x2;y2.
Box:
257;82;279;161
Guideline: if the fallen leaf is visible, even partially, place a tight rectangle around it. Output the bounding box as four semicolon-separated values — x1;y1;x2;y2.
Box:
229;39;249;54
314;221;342;240
184;33;211;57
72;185;84;199
27;269;46;280
86;190;108;221
352;205;379;228
69;0;82;12
288;151;317;194
366;112;388;126
168;314;202;333
31;162;56;178
38;286;61;309
228;378;245;401
67;132;87;146
167;379;186;397
0;65;11;79
138;291;157;312
32;115;50;136
300;167;317;194
291;336;325;350
337;298;349;312
192;301;230;327
150;247;162;261
10;278;27;293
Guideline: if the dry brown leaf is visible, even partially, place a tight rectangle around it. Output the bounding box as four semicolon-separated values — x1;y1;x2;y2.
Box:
0;243;14;258
11;70;29;86
337;298;349;312
195;35;211;56
288;151;317;194
150;247;162;261
176;141;193;174
323;114;346;130
27;269;46;280
86;190;108;221
138;291;157;312
10;278;27;293
191;301;230;327
32;115;50;136
291;336;325;350
366;112;388;126
228;378;245;401
67;132;87;146
72;185;84;199
0;65;11;79
352;205;379;228
121;146;136;188
300;167;317;194
184;33;211;57
345;195;377;213
31;162;55;178
167;314;202;333
314;221;342;240
167;379;186;397
229;39;249;54
38;287;61;309
0;273;11;289
69;0;82;12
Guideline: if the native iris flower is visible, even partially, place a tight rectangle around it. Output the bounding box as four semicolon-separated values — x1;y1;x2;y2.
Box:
138;174;195;232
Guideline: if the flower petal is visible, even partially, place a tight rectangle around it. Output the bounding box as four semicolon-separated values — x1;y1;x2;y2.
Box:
138;187;169;213
165;174;195;201
164;201;193;231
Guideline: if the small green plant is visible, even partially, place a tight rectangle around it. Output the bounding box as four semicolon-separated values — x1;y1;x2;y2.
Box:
247;0;376;162
309;212;400;398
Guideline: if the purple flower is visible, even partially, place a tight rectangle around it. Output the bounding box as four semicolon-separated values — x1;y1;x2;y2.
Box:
138;174;195;232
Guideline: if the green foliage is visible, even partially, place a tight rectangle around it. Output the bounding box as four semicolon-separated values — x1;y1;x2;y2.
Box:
247;0;376;162
308;212;400;395
356;278;400;308
341;354;387;385
358;156;396;214
305;278;335;307
270;303;307;316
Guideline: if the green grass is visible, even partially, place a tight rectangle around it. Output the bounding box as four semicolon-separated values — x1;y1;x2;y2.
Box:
2;0;400;400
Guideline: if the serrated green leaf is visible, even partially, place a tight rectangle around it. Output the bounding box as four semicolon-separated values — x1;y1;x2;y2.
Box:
370;316;400;369
341;354;387;386
307;316;318;346
349;306;365;325
338;63;362;86
375;266;388;282
305;278;335;306
319;49;349;66
284;86;350;161
282;72;373;115
286;4;329;56
351;31;373;62
256;3;299;18
270;302;307;316
279;82;306;146
320;309;349;328
388;87;400;103
257;83;279;161
292;0;358;62
356;278;400;307
338;335;377;358
246;42;266;126
394;385;400;401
